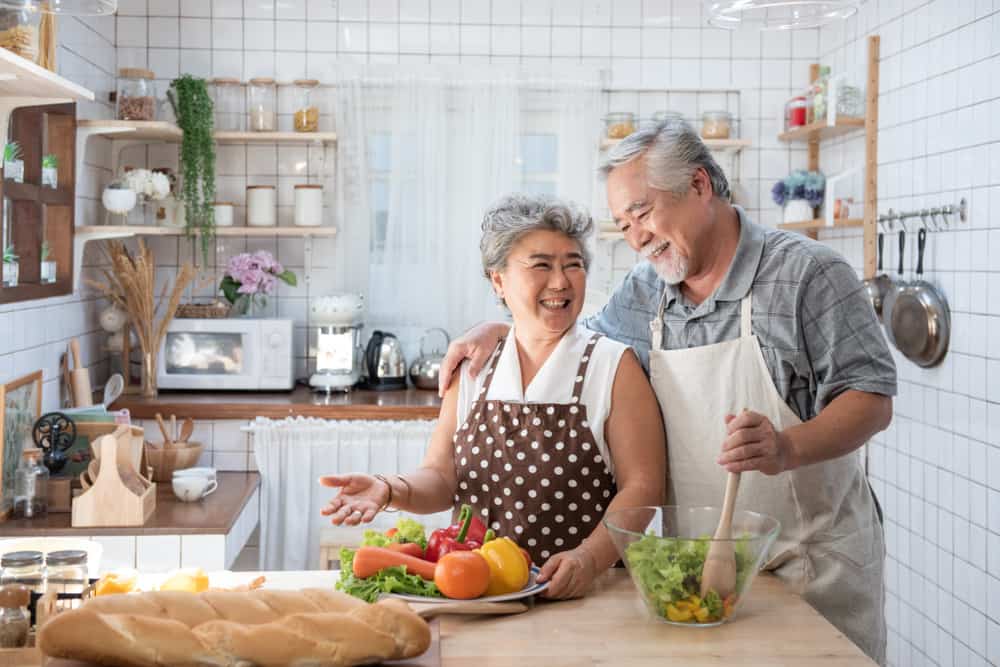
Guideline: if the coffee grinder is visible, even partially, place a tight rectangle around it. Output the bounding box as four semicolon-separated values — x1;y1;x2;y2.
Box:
309;294;365;393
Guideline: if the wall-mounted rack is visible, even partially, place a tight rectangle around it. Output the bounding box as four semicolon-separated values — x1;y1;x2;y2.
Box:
876;198;967;229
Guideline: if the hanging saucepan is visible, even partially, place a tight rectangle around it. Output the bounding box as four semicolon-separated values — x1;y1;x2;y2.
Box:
880;228;906;346
862;231;893;316
890;228;950;367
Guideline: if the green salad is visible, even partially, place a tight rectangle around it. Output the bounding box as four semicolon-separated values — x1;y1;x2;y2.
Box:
335;518;442;603
624;533;753;624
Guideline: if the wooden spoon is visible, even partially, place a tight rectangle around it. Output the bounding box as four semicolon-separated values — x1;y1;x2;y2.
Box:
155;413;172;446
700;471;741;599
178;417;194;444
170;415;177;442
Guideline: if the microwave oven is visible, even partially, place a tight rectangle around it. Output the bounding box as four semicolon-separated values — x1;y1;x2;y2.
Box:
157;318;295;390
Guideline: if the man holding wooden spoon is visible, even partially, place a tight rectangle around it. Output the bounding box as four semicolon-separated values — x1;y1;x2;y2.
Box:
438;120;896;665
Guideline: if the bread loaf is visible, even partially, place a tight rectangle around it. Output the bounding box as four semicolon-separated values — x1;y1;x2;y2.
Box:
36;588;430;667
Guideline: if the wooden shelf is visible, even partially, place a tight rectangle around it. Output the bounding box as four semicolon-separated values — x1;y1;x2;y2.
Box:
777;218;864;231
77;225;338;237
777;116;865;143
600;137;750;155
0;47;94;101
77;121;337;145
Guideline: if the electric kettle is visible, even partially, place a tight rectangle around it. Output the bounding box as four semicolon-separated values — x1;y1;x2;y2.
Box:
363;330;408;390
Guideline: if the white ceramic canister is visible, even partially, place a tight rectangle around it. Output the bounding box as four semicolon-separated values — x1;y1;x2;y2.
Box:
293;184;323;227
213;202;234;227
245;186;276;227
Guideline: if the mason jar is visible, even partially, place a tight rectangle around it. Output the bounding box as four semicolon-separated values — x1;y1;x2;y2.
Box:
292;79;320;132
0;2;41;64
247;77;276;132
212;77;243;131
0;551;45;596
44;550;87;610
603;112;635;140
701;110;733;139
0;584;30;649
117;68;157;121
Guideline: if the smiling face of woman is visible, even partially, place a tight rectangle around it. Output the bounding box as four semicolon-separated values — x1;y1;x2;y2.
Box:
490;230;587;338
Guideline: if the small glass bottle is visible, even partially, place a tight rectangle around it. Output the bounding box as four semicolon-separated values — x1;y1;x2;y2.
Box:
247;77;277;132
0;551;45;596
45;550;87;611
292;79;320;132
0;2;41;64
13;448;48;519
212;77;243;131
0;585;30;649
117;68;157;121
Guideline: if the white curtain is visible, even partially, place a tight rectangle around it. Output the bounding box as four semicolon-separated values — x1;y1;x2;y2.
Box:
329;64;603;340
252;417;448;571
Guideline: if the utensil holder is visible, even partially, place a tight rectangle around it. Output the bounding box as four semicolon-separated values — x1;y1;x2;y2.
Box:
72;426;156;527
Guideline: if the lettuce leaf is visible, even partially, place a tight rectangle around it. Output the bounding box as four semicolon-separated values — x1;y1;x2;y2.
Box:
360;517;428;549
336;548;441;603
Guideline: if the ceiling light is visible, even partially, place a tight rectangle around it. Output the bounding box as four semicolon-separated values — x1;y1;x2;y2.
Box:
704;0;859;30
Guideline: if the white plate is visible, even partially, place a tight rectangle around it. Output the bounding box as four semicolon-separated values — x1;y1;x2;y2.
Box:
388;566;549;603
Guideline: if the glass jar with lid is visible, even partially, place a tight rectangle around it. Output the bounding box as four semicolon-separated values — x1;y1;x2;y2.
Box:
0;1;41;64
651;111;684;125
701;110;733;139
117;68;157;121
603;112;635;140
45;550;87;610
13;447;48;519
0;584;30;649
292;79;320;133
0;551;45;596
212;77;243;131
247;77;277;132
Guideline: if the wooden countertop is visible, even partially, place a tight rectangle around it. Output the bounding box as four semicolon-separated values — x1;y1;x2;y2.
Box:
112;385;442;421
0;473;260;537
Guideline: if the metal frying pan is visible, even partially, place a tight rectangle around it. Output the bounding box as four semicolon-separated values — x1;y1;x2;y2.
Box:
880;229;906;345
863;232;892;316
891;228;950;367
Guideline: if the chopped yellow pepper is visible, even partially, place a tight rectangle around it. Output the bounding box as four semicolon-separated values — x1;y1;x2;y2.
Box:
476;537;529;596
666;604;693;622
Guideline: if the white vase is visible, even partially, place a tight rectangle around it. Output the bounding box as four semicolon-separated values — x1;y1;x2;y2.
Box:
782;199;814;223
40;260;57;284
42;166;58;189
102;187;137;215
2;260;19;287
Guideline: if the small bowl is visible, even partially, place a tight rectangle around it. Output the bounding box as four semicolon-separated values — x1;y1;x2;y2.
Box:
604;506;779;627
144;442;203;483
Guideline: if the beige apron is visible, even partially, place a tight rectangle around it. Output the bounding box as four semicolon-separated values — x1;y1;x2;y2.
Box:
648;291;886;665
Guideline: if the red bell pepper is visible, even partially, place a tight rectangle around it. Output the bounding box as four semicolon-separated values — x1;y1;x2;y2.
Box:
424;504;488;562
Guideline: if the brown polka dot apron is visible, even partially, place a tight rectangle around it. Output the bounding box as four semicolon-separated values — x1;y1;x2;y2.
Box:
452;333;616;564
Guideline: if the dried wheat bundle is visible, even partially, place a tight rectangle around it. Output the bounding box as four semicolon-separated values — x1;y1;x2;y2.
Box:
87;240;196;396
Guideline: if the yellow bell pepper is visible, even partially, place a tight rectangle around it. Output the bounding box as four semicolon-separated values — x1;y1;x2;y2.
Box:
666;604;693;623
476;537;529;596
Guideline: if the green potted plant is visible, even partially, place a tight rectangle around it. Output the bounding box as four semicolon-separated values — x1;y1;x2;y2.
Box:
167;75;216;262
2;244;19;287
42;153;58;189
4;141;24;183
40;240;56;284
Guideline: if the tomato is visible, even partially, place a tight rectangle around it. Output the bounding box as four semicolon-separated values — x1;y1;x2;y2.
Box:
434;551;490;599
385;527;398;538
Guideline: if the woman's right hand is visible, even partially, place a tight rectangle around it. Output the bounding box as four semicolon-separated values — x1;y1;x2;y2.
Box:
437;322;510;396
319;474;388;525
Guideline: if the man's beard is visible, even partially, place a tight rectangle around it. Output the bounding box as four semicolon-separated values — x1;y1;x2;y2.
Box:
642;242;689;285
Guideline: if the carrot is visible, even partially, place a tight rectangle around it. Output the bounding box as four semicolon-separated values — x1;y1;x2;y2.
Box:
352;546;437;581
385;542;425;559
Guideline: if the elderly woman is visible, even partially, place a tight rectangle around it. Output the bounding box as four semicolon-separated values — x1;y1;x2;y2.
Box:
320;194;665;599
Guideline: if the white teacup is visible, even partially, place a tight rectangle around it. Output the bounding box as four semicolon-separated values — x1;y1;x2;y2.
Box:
173;467;217;481
172;475;218;502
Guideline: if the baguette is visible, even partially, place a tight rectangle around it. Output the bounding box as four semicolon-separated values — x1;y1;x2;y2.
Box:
36;588;430;667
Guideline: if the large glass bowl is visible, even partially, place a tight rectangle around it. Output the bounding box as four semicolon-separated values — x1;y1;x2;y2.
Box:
604;506;780;627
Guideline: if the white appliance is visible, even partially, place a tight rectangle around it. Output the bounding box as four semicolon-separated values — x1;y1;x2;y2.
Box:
157;318;295;390
309;293;365;392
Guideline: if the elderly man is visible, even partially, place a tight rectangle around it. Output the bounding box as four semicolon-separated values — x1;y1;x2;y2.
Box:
439;120;895;665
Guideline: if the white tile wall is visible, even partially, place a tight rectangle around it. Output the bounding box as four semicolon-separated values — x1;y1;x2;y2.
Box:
816;2;1000;666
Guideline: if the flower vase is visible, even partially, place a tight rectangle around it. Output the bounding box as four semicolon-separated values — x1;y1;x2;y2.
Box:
141;352;158;399
40;260;56;284
2;260;19;287
782;199;814;224
231;293;267;318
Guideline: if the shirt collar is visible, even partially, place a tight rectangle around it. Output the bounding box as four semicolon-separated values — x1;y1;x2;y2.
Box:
660;205;766;310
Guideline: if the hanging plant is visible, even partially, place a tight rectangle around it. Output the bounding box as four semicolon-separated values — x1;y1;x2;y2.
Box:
167;75;216;263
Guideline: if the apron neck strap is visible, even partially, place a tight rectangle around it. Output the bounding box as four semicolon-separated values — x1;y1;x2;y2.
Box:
740;293;753;338
650;288;669;350
570;333;602;404
476;336;507;400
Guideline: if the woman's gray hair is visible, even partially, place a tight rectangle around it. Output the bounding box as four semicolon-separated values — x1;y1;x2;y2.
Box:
480;193;594;279
599;119;731;201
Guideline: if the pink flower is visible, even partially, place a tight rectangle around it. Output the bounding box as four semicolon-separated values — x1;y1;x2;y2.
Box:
224;251;288;297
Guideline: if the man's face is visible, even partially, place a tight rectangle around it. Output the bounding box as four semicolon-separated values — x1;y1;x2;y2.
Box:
605;157;711;285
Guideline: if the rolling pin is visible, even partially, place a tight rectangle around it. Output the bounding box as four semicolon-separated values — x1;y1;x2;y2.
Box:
69;338;94;407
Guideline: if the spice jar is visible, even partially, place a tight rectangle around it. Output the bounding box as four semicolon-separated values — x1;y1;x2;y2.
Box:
212;77;243;131
785;96;808;129
293;184;323;226
248;77;276;132
45;551;87;611
0;552;45;596
0;2;41;64
13;448;48;519
701;110;733;139
603;112;635;140
213;202;234;227
0;585;30;649
293;79;320;133
246;185;276;226
117;68;157;121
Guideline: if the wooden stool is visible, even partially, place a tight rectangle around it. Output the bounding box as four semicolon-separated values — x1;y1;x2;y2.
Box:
318;526;369;570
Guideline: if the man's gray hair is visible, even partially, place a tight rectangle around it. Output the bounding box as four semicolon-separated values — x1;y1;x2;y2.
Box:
480;193;594;278
599;119;730;201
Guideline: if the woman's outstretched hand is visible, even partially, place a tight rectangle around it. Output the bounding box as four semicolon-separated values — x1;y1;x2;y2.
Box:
319;474;388;525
